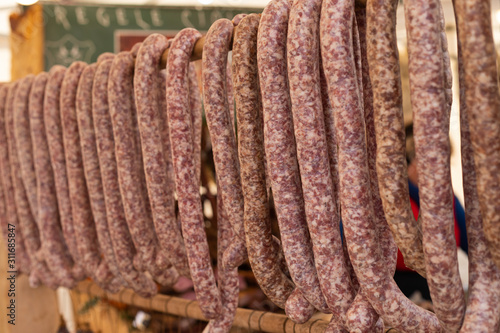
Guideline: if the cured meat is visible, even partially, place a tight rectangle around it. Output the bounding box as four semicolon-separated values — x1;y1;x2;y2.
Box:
288;0;354;320
404;0;466;329
109;51;178;286
44;65;86;282
258;0;328;316
233;13;294;309
366;0;426;277
1;82;31;276
12;75;58;288
202;19;248;270
60;61;122;292
134;34;189;277
167;25;225;319
86;58;157;297
320;0;441;331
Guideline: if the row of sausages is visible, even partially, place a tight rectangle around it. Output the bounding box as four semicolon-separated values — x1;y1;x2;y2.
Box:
1;0;500;331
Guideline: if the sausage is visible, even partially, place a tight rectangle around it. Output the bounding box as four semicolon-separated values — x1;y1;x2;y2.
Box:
13;75;38;221
258;0;328;316
453;0;500;331
204;186;239;332
85;58;157;297
188;63;202;180
344;8;398;332
320;0;441;331
78;62;125;286
202;19;249;271
365;0;426;277
30;72;77;288
288;0;355;320
232;13;294;309
454;0;500;271
97;52;115;64
60;61;123;292
12;75;59;289
134;34;189;277
2;82;31;276
404;0;466;329
44;65;87;282
168;27;222;320
108;51;178;286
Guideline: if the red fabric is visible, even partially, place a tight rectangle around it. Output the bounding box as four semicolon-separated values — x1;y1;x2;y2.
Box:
395;197;460;272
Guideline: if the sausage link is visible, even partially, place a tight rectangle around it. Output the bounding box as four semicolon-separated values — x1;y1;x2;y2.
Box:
13;75;38;220
60;61;123;292
13;75;58;288
404;0;466;329
288;0;354;319
258;0;327;315
77;63;127;289
3;82;31;275
202;19;248;270
31;72;77;287
204;187;239;332
108;51;177;285
134;34;189;276
233;13;294;309
44;65;86;282
345;8;399;332
320;0;441;331
453;1;500;330
169;27;222;319
454;0;500;270
366;0;426;277
188;63;202;180
85;58;157;296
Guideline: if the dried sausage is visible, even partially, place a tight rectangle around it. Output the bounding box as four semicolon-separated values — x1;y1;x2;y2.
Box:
134;34;189;276
61;61;122;292
321;0;441;330
288;0;353;319
44;65;86;282
405;0;466;329
258;0;328;315
169;27;222;320
233;13;294;309
85;58;157;296
202;19;248;270
108;51;178;286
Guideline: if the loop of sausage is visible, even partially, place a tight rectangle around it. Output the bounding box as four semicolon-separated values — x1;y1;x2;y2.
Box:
13;75;38;221
167;27;222;319
233;13;294;309
203;19;249;270
288;0;354;319
320;0;441;331
12;75;58;289
404;0;466;329
86;58;157;296
454;0;500;330
44;66;86;282
61;61;122;292
31;73;76;289
32;72;77;288
109;51;178;286
134;34;189;277
258;0;328;316
0;81;32;275
454;0;500;270
345;7;398;332
366;0;426;277
77;63;128;289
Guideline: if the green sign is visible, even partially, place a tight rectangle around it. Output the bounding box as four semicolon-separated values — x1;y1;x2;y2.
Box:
42;2;260;70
